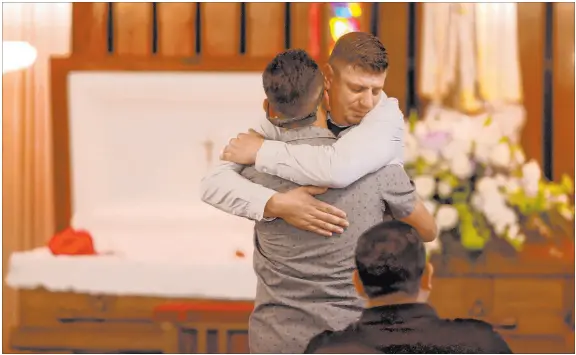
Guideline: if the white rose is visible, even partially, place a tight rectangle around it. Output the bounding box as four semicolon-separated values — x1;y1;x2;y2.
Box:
450;154;474;179
475;121;503;147
521;160;542;197
414;176;436;199
436;205;459;231
474;143;491;164
437;181;453;198
494;222;506;236
441;140;472;161
507;223;520;240
476;177;499;195
522;160;542;181
471;193;484;211
489;142;511;168
481;195;509;225
423;200;438;214
492;105;526;143
421;149;439;165
425;116;452;133
404;134;419;164
497;206;518;229
494;174;507;187
449;116;475;142
414;121;429;139
514;149;526;165
488;195;509;213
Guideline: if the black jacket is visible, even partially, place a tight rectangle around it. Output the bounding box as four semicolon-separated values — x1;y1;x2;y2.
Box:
305;303;513;354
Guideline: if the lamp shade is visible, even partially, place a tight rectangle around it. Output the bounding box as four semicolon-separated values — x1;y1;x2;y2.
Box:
3;41;37;74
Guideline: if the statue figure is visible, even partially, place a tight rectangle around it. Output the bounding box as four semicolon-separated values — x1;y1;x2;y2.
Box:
419;3;523;114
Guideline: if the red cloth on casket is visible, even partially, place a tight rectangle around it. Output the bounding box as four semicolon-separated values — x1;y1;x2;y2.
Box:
48;227;97;256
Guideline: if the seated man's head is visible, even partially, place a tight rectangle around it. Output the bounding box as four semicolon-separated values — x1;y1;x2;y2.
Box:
326;32;388;126
353;220;433;305
262;49;325;129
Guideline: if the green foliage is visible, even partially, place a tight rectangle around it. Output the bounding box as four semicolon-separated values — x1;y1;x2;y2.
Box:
456;204;487;250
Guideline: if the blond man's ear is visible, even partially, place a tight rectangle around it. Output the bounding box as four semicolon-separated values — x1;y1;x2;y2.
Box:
322;90;331;112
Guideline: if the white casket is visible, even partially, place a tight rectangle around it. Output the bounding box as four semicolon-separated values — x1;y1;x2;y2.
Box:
7;71;268;300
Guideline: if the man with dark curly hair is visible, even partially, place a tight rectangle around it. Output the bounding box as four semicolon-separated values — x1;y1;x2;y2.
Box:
230;47;437;353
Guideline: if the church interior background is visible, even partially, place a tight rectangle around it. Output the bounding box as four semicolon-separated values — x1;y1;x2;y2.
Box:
2;2;575;353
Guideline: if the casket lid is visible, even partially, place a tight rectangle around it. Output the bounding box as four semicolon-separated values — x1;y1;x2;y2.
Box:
51;58;266;251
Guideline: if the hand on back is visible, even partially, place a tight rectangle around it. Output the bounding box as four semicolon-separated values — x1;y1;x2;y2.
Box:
264;186;349;237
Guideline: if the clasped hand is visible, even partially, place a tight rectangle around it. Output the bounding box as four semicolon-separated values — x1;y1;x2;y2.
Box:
222;129;348;237
220;129;264;165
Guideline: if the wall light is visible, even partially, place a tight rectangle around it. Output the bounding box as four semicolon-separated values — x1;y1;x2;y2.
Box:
3;41;37;74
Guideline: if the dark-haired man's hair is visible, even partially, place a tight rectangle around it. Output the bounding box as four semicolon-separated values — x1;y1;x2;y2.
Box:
329;32;388;73
262;49;324;119
355;220;426;298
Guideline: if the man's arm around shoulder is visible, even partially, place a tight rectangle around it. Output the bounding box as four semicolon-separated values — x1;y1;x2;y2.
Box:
255;96;405;188
200;116;349;235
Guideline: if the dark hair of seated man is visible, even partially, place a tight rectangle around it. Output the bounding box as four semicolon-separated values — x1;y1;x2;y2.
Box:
261;49;327;129
304;220;513;354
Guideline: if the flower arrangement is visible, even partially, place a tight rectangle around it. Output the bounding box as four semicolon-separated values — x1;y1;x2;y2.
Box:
405;105;574;257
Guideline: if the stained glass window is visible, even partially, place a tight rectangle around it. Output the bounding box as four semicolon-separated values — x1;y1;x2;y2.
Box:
328;3;362;53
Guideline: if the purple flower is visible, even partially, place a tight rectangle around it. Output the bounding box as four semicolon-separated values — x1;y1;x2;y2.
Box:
419;131;452;151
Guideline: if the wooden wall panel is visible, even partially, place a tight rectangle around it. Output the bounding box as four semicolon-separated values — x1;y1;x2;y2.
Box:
415;3;424;112
113;3;153;56
72;2;107;55
246;3;285;58
553;3;575;181
291;3;311;51
201;3;240;57
157;3;197;57
359;3;372;34
518;3;546;166
378;3;409;115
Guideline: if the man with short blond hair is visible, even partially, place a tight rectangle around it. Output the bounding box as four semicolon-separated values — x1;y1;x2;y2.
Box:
237;48;436;354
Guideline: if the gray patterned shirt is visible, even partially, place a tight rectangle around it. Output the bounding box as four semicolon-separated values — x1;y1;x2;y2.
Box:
240;126;416;354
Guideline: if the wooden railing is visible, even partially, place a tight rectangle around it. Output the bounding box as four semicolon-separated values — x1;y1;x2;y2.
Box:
72;3;331;60
69;2;574;182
